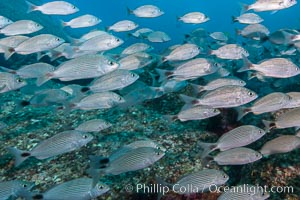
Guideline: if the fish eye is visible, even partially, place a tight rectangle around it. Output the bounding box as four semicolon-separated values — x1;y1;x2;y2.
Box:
248;91;254;96
83;134;88;139
213;109;218;113
256;153;260;157
130;73;136;77
98;184;104;189
223;175;227;179
240;80;244;84
118;96;122;101
213;63;218;66
258;130;263;134
108;61;114;66
55;38;60;41
295;67;299;71
72;5;76;9
22;184;27;188
36;24;40;27
156;151;161;155
16;78;23;83
116;38;120;42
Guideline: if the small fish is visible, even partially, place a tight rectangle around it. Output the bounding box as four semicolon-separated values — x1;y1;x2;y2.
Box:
0;72;27;93
130;28;153;38
232;13;264;24
263;108;300;131
178;12;210;24
36;178;109;200
26;0;79;15
0;16;13;28
210;44;249;60
157;58;218;82
238;56;300;79
0;36;29;54
241;0;297;13
180;86;257;108
128;5;164;18
163;43;200;62
236;92;291;120
121;43;153;55
165;106;220;122
82;70;139;93
37;54;119;86
107;20;138;32
79;30;110;42
198;125;265;157
218;184;269;200
237;24;270;40
209;32;228;42
146;31;171;43
0;20;42;36
260;135;300;156
62;14;101;28
72;92;125;111
190;77;246;94
212;147;262;165
0;180;34;200
75;119;112;133
4;34;64;60
119;52;155;70
7;130;93;167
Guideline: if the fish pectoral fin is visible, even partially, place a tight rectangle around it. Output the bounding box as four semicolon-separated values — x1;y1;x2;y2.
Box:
0;84;7;92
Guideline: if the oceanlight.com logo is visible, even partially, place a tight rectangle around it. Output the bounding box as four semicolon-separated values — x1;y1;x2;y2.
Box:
124;183;294;196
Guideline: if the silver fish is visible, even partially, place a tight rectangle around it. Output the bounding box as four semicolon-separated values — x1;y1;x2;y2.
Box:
119;52;155;71
83;70;139;93
72;92;125;110
40;178;109;200
178;12;210;24
0;180;34;200
209;32;228;42
284;92;300;108
0;36;29;54
180;86;257;108
75;119;112;133
0;72;27;93
107;20;138;32
242;0;297;12
211;44;249;60
213;147;262;165
25;89;71;107
37;54;119;86
198;125;265;157
218;184;269;200
130;28;154;38
0;16;13;28
7;130;93;167
128;5;164;18
62;14;101;28
237;92;291;120
147;31;171;43
0;20;42;36
121;43;152;55
237;24;270;40
26;0;79;15
163;43;200;62
232;13;264;24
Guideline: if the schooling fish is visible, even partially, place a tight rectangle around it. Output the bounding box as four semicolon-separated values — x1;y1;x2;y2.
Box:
0;72;27;93
128;5;164;18
107;20;138;32
241;0;297;13
146;31;171;43
178;12;210;24
26;0;79;15
75;119;112;133
0;180;34;200
210;44;249;60
0;20;42;36
7;130;93;167
121;43;153;55
163;43;200;62
62;14;101;28
232;13;264;24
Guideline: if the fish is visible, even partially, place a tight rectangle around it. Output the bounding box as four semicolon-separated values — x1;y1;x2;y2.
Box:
238;56;300;79
35;178;109;200
210;44;249;59
178;12;210;24
164;105;220;122
119;52;155;71
26;0;79;15
209;32;228;42
75;119;112;133
0;72;27;93
236;92;291;120
107;20;138;32
232;13;264;24
163;43;201;62
156;58;219;82
37;54;119;86
190;77;246;94
218;184;270;200
0;20;43;36
197;125;266;157
128;5;164;18
4;34;65;60
260;134;300;156
237;24;270;40
241;0;297;13
89;147;165;176
62;14;101;28
211;147;262;165
121;43;153;55
0;180;34;200
7;130;93;167
284;92;300;108
71;92;125;110
180;86;257;108
81;70;139;93
146;31;171;42
129;28;154;38
0;16;13;28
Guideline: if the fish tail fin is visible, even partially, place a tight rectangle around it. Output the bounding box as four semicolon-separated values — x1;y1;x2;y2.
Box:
239;2;249;14
176;16;181;21
126;7;133;15
197;141;217;158
0;66;15;74
235;106;251;121
60;20;68;27
87;155;109;186
262;120;275;133
2;46;15;60
190;83;204;95
201;155;214;167
231;16;237;23
36;72;53;86
155;68;173;82
237;55;253;72
49;50;63;61
155;177;172;200
179;94;199;106
235;28;242;37
25;1;38;13
163;115;178;123
7;147;30;167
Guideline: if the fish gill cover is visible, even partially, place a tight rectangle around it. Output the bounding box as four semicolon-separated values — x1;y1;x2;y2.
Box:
0;0;299;199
